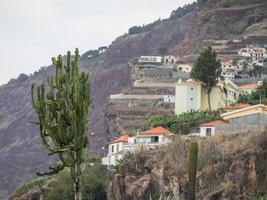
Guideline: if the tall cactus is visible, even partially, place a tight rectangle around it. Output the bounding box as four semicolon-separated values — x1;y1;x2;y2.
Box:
187;141;198;200
31;48;90;200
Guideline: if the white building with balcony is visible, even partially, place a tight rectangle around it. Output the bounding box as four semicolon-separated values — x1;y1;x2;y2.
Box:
102;127;173;167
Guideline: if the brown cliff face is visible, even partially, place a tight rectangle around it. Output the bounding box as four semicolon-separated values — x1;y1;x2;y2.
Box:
107;131;267;200
1;0;267;198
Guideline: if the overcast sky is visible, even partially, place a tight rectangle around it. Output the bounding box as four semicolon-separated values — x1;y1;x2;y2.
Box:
0;0;194;85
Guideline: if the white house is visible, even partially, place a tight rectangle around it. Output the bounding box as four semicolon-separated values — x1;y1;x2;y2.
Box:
138;56;162;64
102;127;173;166
135;126;173;146
177;64;192;73
163;55;177;64
101;135;129;166
199;120;226;137
164;95;175;103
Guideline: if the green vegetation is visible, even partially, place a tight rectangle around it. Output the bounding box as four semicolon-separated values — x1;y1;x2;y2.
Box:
238;80;267;104
188;141;198;200
251;196;267;200
30;49;91;200
46;164;107;200
146;111;221;134
82;46;108;59
17;73;29;81
128;19;161;35
11;176;49;198
170;3;196;20
191;47;222;111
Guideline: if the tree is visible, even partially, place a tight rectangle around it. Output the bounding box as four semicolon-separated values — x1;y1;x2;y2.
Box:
187;141;198;200
30;48;91;200
190;46;221;111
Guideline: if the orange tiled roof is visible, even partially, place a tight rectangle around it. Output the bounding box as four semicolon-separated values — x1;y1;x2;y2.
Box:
110;135;129;143
225;103;251;109
185;79;201;84
139;126;172;136
200;120;226;128
239;83;258;90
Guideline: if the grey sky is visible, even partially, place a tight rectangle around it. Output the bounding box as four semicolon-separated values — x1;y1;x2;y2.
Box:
0;0;194;85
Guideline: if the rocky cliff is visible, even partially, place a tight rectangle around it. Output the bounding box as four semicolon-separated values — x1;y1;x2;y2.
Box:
107;130;267;199
1;0;267;198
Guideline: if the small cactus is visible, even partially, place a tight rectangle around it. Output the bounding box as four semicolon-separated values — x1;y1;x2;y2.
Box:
187;141;198;200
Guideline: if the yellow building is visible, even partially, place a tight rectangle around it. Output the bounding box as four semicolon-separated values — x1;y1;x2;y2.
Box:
175;79;241;114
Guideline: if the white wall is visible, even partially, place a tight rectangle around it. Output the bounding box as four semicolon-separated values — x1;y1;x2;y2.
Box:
200;127;215;137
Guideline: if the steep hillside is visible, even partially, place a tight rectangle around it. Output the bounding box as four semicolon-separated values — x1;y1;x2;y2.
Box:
1;0;267;198
107;130;267;199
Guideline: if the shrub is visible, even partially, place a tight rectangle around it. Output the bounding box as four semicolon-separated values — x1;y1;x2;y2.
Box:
11;176;49;198
146;111;221;134
170;3;196;20
17;73;29;81
46;164;107;200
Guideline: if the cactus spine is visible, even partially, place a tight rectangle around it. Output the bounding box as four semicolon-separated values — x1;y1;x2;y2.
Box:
31;48;90;200
187;141;198;200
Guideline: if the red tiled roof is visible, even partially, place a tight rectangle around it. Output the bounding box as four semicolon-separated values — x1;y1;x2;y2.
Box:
185;79;201;84
110;135;129;143
225;103;251;109
139;126;172;136
239;83;258;90
200;120;226;128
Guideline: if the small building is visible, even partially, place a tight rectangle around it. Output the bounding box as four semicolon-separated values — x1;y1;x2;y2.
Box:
239;83;259;94
221;104;267;120
177;64;192;73
199;120;226;137
102;127;173;166
135;126;173;146
102;135;129;166
164;95;175;103
221;103;251;112
138;56;162;64
221;69;236;80
163;55;177;64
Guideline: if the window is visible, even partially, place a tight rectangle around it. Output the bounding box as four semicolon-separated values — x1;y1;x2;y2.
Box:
190;98;193;101
151;136;159;143
111;145;114;153
206;128;212;136
191;87;194;90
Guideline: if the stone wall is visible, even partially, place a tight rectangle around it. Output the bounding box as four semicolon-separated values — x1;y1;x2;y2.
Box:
216;113;267;134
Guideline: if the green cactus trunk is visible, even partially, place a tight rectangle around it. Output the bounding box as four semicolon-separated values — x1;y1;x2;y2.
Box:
31;48;90;200
187;141;198;200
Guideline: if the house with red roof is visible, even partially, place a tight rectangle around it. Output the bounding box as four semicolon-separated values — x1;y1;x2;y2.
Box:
102;126;173;166
135;126;173;145
199;120;226;137
102;135;130;166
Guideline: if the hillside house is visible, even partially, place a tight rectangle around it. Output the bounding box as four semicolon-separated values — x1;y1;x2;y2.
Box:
102;127;173;166
238;47;266;62
239;83;260;94
101;135;130;166
138;56;162;64
135;126;173;146
175;79;241;114
221;104;267;120
216;104;267;134
199;120;226;137
177;64;192;73
163;55;177;64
